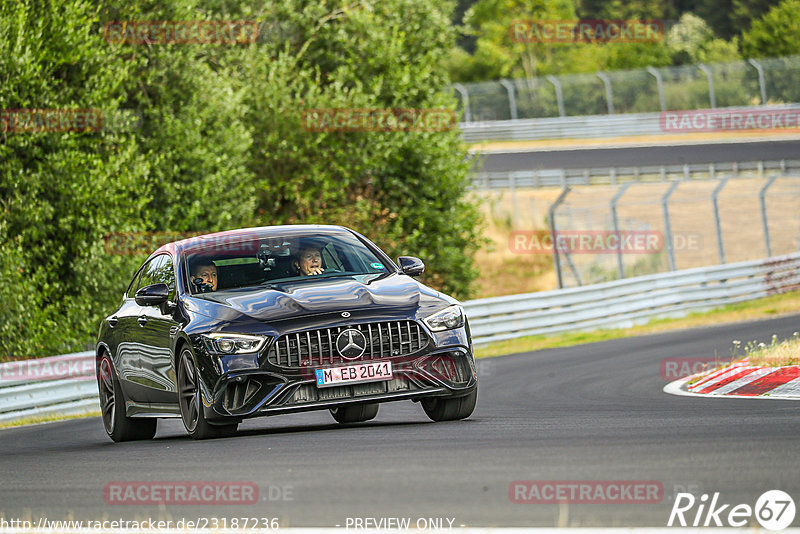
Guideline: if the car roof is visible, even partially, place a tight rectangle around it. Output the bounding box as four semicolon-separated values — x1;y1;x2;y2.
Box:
153;224;354;256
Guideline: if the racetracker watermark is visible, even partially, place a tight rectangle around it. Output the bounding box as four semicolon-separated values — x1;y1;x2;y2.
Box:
1;109;102;133
660;357;725;381
509;230;703;254
300;108;457;133
104;21;259;45
0;354;95;382
661;108;800;132
509;19;665;43
510;480;663;504
103;231;262;255
104;481;260;505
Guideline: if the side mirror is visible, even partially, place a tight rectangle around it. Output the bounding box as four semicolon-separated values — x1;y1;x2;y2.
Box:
135;283;170;307
397;256;425;277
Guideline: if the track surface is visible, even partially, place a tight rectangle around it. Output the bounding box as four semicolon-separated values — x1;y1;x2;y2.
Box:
477;139;800;172
2;314;799;527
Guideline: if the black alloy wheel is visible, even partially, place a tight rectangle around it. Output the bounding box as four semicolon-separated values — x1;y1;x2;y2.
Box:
97;353;156;442
177;348;237;440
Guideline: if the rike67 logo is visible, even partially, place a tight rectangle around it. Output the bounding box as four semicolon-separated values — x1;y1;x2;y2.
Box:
669;490;796;530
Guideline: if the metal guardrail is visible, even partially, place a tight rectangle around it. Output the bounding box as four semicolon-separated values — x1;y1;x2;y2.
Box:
460;104;800;143
463;252;800;345
0;351;97;424
472;160;800;189
2;254;799;422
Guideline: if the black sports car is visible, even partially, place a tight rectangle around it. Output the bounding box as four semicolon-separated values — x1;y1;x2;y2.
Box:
96;225;478;440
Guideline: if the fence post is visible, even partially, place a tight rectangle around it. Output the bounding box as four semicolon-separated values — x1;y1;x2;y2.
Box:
748;58;768;105
597;72;615;115
698;64;716;109
646;66;666;112
662;181;682;271
499;79;518;120
546;75;565;117
760;174;779;257
452;83;471;123
549;186;572;289
712;175;731;264
611;182;633;279
510;173;519;227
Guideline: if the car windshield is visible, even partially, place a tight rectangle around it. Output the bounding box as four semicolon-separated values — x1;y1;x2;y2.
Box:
185;232;392;294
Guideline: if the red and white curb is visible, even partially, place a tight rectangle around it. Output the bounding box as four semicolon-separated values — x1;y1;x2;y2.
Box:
664;359;800;400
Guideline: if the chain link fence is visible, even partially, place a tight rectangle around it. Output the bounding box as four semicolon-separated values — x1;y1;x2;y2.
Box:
455;56;800;122
545;175;800;288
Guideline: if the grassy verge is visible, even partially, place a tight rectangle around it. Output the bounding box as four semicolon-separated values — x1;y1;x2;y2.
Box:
0;410;99;430
475;290;800;358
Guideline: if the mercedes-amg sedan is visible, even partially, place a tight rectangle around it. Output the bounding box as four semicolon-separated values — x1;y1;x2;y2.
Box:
96;225;477;440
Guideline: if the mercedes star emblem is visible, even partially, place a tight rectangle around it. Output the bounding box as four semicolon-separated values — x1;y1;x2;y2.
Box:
335;328;367;360
341;311;351;318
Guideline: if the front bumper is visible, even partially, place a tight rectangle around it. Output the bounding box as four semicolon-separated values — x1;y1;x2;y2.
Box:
202;347;477;422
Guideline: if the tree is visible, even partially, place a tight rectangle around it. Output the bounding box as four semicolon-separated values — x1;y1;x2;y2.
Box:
741;0;800;58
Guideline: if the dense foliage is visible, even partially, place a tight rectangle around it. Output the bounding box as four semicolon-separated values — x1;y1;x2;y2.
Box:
448;0;800;82
0;0;483;358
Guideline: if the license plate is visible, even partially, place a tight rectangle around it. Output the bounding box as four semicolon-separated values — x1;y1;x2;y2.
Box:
315;361;393;388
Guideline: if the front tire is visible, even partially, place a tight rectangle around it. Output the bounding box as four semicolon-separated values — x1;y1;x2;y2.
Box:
97;353;157;442
177;348;238;440
330;403;379;424
421;389;477;422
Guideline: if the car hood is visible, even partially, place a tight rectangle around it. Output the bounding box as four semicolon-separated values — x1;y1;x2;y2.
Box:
183;273;456;324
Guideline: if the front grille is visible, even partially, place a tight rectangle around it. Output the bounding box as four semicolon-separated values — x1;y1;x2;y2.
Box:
266;320;428;368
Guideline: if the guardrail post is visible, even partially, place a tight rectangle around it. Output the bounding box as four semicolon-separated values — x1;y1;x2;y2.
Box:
611;182;633;279
712;175;731;264
760;173;779;257
709;163;715;180
597;72;614;115
548;186;572;289
499;79;518;121
646;67;666;112
698;64;716;109
683;164;690;181
510;173;519;227
546;75;565;117
662;181;682;271
452;83;471;123
748;58;768;105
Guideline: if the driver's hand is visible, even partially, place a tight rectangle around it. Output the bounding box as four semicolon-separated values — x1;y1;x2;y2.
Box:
308;267;324;276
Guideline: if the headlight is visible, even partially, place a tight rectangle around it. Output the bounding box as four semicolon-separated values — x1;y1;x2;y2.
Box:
202;333;267;354
423;305;464;332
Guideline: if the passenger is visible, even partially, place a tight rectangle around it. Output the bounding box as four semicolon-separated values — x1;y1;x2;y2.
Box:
192;262;218;292
293;247;324;276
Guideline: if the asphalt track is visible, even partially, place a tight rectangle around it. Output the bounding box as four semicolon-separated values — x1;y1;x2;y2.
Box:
1;314;799;528
477;139;800;172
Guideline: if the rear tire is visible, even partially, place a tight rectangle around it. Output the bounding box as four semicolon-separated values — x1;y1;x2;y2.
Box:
97;353;157;442
177;348;238;440
330;403;379;424
421;389;477;422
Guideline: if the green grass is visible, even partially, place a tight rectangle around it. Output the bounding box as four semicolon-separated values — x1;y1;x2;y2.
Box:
0;411;99;430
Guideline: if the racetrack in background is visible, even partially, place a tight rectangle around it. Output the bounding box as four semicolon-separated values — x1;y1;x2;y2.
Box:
477;139;800;172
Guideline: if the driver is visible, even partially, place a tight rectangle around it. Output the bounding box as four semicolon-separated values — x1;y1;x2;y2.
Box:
293;247;324;276
191;262;218;292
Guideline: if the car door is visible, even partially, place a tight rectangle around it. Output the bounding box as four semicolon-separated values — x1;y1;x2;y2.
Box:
137;254;181;404
114;258;154;402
